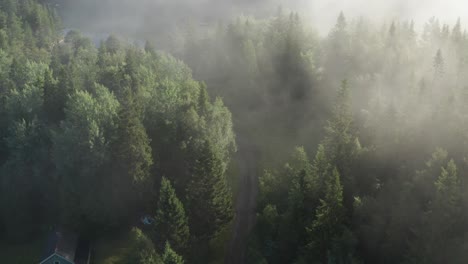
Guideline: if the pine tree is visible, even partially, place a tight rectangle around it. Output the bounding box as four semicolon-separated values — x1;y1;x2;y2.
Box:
186;141;233;242
433;49;445;80
325;80;353;143
307;168;348;263
1;119;47;240
145;40;156;55
53;85;119;230
322;80;358;206
114;87;152;182
125;228;161;264
407;159;463;263
335;12;347;33
162;242;184;264
287;147;313;212
282;147;314;255
123;47;144;93
434;159;462;228
452;18;462;44
153;177;189;253
105;34;121;54
326;12;349;78
311;144;331;196
42;68;64;124
9;57;28;89
110;87;153;223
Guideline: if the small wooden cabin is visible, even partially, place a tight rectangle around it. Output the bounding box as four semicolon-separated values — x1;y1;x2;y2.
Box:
39;230;91;264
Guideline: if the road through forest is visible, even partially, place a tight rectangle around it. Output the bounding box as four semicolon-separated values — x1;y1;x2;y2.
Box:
225;140;259;264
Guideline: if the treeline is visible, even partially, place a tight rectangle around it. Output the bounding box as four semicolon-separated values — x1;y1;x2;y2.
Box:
0;1;236;263
180;10;323;163
173;9;468;264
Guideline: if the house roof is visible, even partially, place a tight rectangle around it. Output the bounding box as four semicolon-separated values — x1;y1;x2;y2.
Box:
43;230;78;263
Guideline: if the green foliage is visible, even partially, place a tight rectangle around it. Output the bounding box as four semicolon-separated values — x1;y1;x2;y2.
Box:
153;177;189;253
162;242;184;264
311;144;331;198
307;168;352;263
1;119;48;240
322;80;361;211
433;49;445;78
0;3;236;263
9;2;468;264
123;228;161;264
53;84;119;230
186;141;234;242
323;80;356;172
42;68;64;123
112;88;152;184
405;159;464;263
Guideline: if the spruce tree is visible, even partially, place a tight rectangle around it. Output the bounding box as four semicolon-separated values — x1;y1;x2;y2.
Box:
407;160;464;263
308;168;350;263
125;227;161;264
110;87;153;223
311;144;331;197
113;87;152;183
452;18;462;43
287;147;313;215
323;80;354;163
105;34;121;54
433;159;462;234
186;141;233;242
322;80;359;210
281;147;314;257
433;49;445;80
153;177;189;253
42;68;64;124
162;242;184;264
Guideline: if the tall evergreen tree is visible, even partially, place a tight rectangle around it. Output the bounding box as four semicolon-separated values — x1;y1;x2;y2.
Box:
452;18;462;44
42;68;65;124
186;141;233;242
113;87;152;183
124;227;161;264
433;49;445;80
311;144;331;198
326;12;350;78
53;85;119;231
322;80;359;210
407;159;464;263
1;119;48;240
307;168;355;263
109;87;153;224
162;242;184;264
153;177;189;253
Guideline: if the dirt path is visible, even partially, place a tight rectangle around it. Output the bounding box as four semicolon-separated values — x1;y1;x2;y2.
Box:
225;140;259;264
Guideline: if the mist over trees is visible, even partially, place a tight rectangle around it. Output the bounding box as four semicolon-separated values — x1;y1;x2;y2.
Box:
2;0;468;264
176;7;468;264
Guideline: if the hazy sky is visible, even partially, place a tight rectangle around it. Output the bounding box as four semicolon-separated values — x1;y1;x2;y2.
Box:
61;0;468;35
302;0;468;32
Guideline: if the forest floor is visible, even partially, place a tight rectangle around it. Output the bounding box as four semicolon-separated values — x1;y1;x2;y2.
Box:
225;139;259;264
0;237;42;263
93;230;132;264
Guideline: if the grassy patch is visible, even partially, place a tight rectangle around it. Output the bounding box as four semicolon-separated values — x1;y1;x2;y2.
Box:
93;229;132;264
0;238;42;264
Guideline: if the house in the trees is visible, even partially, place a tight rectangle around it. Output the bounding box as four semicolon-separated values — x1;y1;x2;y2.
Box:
39;230;91;264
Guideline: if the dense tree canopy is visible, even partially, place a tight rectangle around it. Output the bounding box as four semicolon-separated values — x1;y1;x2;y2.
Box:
4;1;468;263
0;1;236;262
